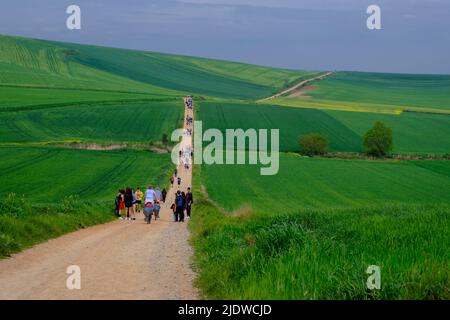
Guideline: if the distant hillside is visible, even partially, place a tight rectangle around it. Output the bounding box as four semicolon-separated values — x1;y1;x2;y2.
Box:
268;71;450;114
0;34;308;99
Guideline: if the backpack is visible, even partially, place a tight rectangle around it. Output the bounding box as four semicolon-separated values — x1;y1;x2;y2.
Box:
176;195;184;207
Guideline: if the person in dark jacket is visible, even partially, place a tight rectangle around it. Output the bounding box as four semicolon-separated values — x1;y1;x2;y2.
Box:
175;190;186;222
124;187;135;221
185;187;193;219
162;188;167;203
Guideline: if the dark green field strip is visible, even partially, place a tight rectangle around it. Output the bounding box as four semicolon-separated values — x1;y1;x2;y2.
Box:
0;101;183;143
0;147;171;203
0;83;167;96
201;154;450;213
410;161;450;178
0;86;179;112
198;102;362;152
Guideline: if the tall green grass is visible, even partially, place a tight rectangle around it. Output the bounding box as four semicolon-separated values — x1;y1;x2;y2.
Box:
0;193;115;258
190;168;450;299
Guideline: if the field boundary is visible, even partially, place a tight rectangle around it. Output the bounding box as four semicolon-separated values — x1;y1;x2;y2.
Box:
0;83;168;96
0;97;180;113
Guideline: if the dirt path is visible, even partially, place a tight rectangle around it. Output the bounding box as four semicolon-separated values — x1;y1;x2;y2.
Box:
0;98;198;300
260;72;333;101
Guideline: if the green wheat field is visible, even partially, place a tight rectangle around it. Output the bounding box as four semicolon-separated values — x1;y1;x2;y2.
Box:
0;34;449;299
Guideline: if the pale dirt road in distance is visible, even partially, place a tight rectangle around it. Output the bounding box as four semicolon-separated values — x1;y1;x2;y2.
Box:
260;72;333;101
0;98;198;300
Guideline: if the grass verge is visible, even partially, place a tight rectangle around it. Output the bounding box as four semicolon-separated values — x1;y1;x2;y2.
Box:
0;193;115;258
189;168;450;300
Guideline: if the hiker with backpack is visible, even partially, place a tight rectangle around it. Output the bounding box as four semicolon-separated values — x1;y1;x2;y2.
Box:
143;201;154;224
153;187;162;220
153;200;161;220
175;190;186;222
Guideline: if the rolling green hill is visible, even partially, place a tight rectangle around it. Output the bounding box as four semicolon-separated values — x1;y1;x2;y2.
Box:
0;34;307;101
268;71;450;114
0;36;172;95
309;72;450;111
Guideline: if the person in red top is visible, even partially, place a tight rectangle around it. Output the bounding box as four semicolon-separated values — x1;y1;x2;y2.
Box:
115;189;125;220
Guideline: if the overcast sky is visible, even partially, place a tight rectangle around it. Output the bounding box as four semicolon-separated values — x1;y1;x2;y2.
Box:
1;0;449;74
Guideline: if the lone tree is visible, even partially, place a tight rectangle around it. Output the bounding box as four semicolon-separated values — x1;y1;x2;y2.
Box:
363;121;393;157
299;133;329;156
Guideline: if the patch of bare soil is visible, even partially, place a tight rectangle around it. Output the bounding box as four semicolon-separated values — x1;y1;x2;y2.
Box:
288;85;319;98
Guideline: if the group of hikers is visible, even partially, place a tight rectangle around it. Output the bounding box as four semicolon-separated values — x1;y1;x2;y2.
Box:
114;96;194;225
179;146;193;170
185;96;193;109
114;184;193;224
114;186;166;221
170;187;193;223
185;115;193;127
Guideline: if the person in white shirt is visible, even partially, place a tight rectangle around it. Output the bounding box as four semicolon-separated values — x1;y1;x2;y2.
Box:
145;185;157;204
